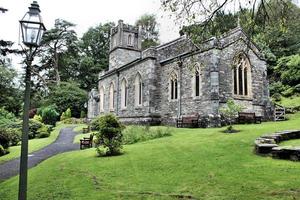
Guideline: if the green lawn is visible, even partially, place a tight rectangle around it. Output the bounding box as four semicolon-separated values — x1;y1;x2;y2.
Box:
0;123;72;163
280;139;300;146
1;114;300;199
279;95;300;108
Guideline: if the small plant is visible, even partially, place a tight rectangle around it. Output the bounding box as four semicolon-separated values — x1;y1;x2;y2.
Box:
40;105;59;126
219;98;242;133
60;108;72;121
33;114;43;122
94;114;124;156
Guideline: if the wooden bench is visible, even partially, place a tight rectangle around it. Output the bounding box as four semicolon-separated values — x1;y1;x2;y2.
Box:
237;112;262;124
176;114;199;128
80;134;94;149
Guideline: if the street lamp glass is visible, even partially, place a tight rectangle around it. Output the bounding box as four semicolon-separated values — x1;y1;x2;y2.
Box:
19;1;46;47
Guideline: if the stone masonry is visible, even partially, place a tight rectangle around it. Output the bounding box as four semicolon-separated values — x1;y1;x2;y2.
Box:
87;19;271;126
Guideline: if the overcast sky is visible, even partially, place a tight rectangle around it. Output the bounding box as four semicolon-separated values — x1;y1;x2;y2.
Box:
0;0;179;44
1;0;299;72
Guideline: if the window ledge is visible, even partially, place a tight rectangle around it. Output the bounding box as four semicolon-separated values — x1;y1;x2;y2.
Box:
134;106;143;110
193;96;202;100
169;99;178;102
233;95;253;101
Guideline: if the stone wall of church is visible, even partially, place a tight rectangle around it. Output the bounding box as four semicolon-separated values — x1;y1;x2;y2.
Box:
157;50;217;125
109;48;141;70
218;39;269;117
99;58;160;124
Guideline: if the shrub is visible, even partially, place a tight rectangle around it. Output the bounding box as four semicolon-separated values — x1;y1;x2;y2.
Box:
36;125;50;138
95;114;124;156
33;114;43;122
47;82;88;117
272;93;282;102
65;108;72;118
90;117;101;131
7;128;21;146
282;87;295;97
0;144;8;156
0;107;17;127
60;108;72;121
122;126;172;145
27;119;50;139
0;128;10;149
40;105;59;126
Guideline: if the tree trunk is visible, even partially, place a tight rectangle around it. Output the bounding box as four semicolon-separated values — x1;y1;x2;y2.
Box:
54;48;60;85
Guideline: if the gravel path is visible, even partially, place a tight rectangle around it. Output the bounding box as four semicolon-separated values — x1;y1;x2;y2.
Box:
0;127;79;181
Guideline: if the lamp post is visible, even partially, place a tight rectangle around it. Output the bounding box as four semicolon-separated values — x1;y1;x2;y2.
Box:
18;1;45;200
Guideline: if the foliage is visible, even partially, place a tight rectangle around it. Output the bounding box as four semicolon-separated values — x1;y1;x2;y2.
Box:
0;123;67;163
219;98;243;132
0;64;22;116
33;114;43;123
0;128;10;149
94;114;124;156
36;126;51;138
38;19;78;85
180;11;237;43
47;82;87;118
122;126;172;145
60;108;72;121
39;105;59;126
80;111;86;118
271;93;281;102
6;128;21;146
90;116;101;131
275;54;300;87
135;14;160;49
77;22;114;90
0;144;7;156
0;107;17;127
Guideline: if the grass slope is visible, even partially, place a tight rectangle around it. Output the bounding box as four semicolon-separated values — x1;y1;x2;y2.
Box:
279;95;300;108
0;124;71;164
1;114;300;199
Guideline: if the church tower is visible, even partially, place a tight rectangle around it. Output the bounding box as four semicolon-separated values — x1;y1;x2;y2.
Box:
109;20;142;70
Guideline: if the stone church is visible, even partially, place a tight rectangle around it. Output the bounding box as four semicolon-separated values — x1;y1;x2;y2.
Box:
87;20;271;126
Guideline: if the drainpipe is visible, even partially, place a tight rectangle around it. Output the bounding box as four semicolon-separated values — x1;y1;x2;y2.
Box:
177;58;183;117
116;72;120;116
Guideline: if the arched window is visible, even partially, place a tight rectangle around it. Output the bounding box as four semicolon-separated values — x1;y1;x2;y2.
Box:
135;73;142;106
233;53;251;96
99;86;104;112
109;83;114;110
193;64;201;97
128;34;133;46
170;71;178;100
121;78;128;109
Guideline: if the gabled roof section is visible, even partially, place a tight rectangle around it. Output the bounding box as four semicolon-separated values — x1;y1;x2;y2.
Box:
157;27;265;65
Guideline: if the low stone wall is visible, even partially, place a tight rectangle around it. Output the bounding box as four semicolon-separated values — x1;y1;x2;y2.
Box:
254;130;300;161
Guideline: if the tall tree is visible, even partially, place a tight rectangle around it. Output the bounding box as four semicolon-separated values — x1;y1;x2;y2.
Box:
161;0;295;39
38;19;77;85
0;62;22;115
135;14;160;49
77;22;114;90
